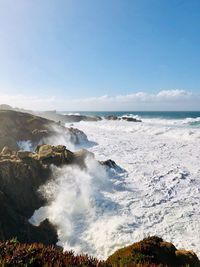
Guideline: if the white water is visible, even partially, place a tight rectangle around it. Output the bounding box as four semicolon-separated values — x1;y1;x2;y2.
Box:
71;119;200;258
31;118;200;259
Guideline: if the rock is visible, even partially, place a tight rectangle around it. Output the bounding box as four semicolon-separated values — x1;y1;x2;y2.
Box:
38;144;54;159
36;144;74;165
0;144;97;244
53;145;66;153
176;249;200;267
68;127;89;144
0;110;91;151
101;159;118;169
72;149;94;168
17;150;33;159
105;115;118;120
0;155;57;244
121;116;142;122
1;146;12;156
106;236;200;267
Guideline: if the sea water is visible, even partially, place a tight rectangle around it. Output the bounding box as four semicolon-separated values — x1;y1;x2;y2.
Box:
32;111;200;259
69;111;200;258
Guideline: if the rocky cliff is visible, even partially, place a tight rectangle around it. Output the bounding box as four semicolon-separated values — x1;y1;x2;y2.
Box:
0;110;88;151
0;144;94;244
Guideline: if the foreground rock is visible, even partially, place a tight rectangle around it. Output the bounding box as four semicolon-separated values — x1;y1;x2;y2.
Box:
0;110;88;151
107;236;200;267
0;144;95;244
0;152;57;244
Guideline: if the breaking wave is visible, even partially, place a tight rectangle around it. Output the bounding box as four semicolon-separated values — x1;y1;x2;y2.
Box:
30;115;200;259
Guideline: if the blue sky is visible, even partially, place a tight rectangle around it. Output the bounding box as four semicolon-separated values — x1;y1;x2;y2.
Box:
0;0;200;110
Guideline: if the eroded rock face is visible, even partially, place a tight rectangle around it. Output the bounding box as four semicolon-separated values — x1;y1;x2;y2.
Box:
0;110;89;151
107;236;200;267
0;144;97;244
0;153;56;244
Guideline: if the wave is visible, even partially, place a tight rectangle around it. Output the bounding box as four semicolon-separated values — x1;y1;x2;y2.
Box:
68;119;200;257
30;155;127;258
181;117;200;127
62;112;81;116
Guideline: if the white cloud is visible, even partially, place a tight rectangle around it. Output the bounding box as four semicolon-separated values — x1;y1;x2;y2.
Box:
0;89;199;111
156;89;191;98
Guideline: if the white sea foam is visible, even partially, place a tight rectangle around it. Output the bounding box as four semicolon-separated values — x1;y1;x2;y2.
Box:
30;156;126;258
17;140;33;151
69;119;200;258
31;118;200;259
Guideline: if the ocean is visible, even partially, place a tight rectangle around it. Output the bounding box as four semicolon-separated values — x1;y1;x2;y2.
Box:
64;111;200;119
31;110;200;259
63;111;200;127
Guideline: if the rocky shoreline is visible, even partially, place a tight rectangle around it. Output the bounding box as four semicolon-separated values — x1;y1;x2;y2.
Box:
0;109;199;266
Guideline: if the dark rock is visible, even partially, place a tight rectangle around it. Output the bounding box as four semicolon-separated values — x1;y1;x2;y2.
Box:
101;159;118;169
105;115;118;120
0;145;95;244
121;116;142;122
0;110;90;151
0;155;57;244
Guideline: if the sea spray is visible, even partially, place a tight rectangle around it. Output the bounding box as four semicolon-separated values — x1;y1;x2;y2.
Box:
44;124;95;151
30;155;124;257
17;140;33;151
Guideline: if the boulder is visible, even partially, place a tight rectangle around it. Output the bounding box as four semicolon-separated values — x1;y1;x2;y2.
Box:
121;116;142;122
105;115;118;120
106;236;200;267
38;144;54;159
101;159;118;169
176;249;200;267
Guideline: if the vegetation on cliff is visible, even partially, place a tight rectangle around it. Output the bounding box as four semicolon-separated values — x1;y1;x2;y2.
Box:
0;236;199;267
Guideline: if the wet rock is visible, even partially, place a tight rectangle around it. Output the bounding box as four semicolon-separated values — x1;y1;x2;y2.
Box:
101;159;118;169
105;115;118;120
121;116;142;122
0;154;57;244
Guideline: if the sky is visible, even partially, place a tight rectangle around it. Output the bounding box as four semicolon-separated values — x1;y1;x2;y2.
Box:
0;0;200;110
